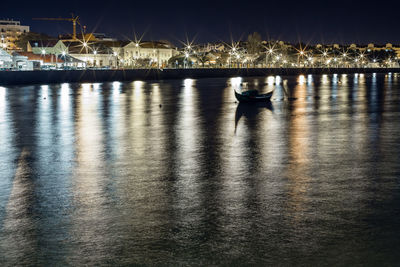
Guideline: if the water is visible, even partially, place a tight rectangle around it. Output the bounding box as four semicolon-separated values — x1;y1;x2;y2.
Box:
0;74;400;266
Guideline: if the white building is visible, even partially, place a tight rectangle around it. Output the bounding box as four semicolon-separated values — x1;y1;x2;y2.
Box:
65;41;118;68
121;41;177;68
0;48;12;68
27;40;68;55
0;19;30;51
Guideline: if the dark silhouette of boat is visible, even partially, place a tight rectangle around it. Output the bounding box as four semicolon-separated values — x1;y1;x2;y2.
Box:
234;89;273;102
234;101;274;133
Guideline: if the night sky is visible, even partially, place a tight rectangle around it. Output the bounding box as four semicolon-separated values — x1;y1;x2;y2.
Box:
3;0;400;45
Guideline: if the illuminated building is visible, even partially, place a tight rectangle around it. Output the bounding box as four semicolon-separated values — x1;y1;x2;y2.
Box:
0;19;30;51
27;40;67;55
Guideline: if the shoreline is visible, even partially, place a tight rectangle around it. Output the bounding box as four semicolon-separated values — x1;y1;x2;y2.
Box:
0;68;399;85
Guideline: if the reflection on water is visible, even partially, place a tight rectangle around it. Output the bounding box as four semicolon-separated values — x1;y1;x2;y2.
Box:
1;74;400;265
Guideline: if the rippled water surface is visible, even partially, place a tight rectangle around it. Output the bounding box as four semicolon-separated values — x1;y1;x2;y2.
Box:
1;73;400;265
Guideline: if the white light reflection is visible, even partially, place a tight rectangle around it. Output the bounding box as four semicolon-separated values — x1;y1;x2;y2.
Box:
322;74;329;84
82;83;91;98
41;85;49;99
354;73;359;84
183;78;195;88
112;81;121;100
307;74;313;85
93;83;100;91
266;76;275;85
341;74;348;84
230;77;242;89
298;75;306;85
134;81;144;96
275;76;282;85
0;86;5;112
176;77;203;226
60;83;70;111
332;74;338;83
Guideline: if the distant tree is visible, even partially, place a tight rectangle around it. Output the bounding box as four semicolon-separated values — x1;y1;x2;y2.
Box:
216;52;229;67
15;32;55;51
246;32;263;55
195;52;209;67
246;32;263;66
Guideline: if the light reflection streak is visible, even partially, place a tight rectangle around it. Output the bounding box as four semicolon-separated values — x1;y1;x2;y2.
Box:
322;74;329;84
112;81;121;101
275;75;282;85
287;80;311;217
0;87;6;122
41;85;49;99
175;78;203;223
69;84;111;262
134;81;144;97
218;80;250;235
60;83;70;111
266;76;275;85
298;75;306;85
307;74;313;85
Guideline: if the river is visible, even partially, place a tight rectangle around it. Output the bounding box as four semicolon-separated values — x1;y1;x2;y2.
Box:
0;73;400;265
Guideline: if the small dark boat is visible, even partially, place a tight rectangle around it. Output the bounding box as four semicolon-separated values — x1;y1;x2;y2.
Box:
234;89;273;103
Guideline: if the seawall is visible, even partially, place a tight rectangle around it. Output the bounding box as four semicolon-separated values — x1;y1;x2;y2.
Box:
0;68;399;85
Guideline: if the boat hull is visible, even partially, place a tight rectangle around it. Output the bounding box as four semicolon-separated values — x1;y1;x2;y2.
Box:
234;90;273;103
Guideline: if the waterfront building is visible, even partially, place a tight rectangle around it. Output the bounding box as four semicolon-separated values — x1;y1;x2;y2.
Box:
0;19;30;51
98;40;130;67
16;52;63;69
27;40;68;55
65;41;118;68
0;48;12;68
0;48;35;70
121;41;178;68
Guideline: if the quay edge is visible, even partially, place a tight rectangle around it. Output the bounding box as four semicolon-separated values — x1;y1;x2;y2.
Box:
0;68;399;86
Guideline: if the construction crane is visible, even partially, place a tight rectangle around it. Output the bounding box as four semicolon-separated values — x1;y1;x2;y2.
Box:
33;14;80;40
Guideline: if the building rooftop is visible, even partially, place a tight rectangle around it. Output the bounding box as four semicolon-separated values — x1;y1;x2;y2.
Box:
64;41;114;54
14;52;65;63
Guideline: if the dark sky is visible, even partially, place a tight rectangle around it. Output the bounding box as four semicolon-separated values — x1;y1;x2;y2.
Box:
3;0;399;45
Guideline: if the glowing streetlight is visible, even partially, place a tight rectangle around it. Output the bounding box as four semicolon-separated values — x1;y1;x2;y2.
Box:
83;42;87;47
93;50;97;55
41;49;46;55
